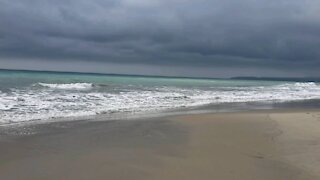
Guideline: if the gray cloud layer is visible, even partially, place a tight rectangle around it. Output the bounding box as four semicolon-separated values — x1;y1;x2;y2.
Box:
0;0;320;77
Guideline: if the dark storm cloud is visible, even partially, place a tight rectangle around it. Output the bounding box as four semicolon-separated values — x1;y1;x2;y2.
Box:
0;0;320;76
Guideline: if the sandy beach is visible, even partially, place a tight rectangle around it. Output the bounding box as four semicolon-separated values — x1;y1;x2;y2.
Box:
2;0;320;179
0;110;320;180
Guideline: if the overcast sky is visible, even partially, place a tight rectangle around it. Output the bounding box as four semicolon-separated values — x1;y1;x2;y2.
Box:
0;0;320;77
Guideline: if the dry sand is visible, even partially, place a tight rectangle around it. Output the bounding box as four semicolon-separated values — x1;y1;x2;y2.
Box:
0;110;320;180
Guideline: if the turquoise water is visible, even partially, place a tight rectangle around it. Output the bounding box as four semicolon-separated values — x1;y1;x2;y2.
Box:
1;69;320;124
0;69;282;90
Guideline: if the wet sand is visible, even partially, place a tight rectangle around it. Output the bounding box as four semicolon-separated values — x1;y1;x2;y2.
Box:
0;110;320;180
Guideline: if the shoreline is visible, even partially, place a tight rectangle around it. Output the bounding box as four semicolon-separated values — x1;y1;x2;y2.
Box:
0;109;320;179
2;99;320;128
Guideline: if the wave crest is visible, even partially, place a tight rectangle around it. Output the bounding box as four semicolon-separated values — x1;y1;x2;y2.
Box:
38;83;93;90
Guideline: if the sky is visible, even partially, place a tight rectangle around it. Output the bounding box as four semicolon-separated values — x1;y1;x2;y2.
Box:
0;0;320;78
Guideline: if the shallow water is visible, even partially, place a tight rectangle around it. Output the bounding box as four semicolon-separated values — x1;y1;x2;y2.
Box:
1;69;320;124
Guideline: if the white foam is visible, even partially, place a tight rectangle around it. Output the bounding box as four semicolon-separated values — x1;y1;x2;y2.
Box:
38;83;93;90
1;82;320;125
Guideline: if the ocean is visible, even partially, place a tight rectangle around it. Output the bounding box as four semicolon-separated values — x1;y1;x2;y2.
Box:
1;69;320;125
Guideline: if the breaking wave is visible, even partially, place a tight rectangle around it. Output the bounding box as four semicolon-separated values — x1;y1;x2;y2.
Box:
1;82;320;125
37;83;94;90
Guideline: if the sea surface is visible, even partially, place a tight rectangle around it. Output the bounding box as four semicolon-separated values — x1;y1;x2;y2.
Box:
1;69;320;125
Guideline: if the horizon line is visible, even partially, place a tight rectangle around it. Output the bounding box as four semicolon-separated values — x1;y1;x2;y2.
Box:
1;68;319;81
